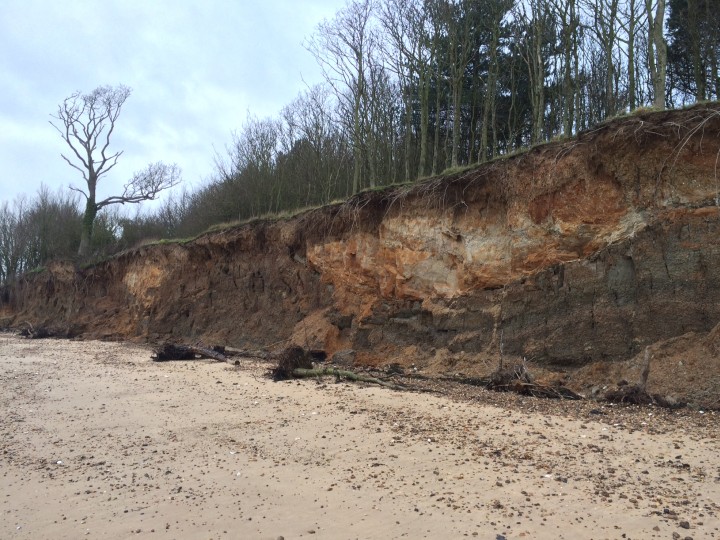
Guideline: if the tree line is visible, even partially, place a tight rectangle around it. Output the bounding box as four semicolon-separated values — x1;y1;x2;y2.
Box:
1;0;719;285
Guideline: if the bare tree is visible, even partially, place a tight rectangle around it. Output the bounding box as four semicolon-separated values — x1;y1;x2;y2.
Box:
50;85;181;257
443;0;477;167
583;0;622;116
479;0;513;160
0;199;26;284
378;0;433;180
306;0;377;194
515;0;550;144
280;85;350;205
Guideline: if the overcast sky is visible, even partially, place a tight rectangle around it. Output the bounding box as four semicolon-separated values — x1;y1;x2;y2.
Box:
0;0;346;208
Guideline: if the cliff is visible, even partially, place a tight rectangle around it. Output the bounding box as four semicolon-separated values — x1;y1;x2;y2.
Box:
3;104;720;406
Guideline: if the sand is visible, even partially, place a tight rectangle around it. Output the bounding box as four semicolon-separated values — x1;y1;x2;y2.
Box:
1;333;718;539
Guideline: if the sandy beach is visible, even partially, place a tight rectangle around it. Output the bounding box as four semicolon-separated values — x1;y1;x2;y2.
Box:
1;333;718;539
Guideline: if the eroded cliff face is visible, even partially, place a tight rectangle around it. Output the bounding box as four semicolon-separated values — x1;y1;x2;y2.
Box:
3;105;720;401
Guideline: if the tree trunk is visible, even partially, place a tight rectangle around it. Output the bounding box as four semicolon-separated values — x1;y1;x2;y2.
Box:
646;0;667;109
418;68;429;178
687;0;705;100
451;80;463;168
711;0;720;99
432;70;441;175
526;0;546;145
480;22;500;162
404;87;412;182
559;0;576;136
352;95;363;194
605;0;620;116
78;196;97;258
628;0;637;110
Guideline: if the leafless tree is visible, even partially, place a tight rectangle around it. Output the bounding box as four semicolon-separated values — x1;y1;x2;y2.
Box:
306;0;378;194
50;85;181;257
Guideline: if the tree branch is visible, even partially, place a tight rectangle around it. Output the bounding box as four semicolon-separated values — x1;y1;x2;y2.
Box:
96;162;181;209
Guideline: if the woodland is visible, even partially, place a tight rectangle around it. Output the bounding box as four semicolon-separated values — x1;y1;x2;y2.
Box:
1;0;718;285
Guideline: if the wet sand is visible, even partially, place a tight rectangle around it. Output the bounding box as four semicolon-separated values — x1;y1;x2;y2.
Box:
1;334;718;539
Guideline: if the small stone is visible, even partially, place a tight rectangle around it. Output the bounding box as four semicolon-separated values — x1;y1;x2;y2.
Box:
679;521;690;529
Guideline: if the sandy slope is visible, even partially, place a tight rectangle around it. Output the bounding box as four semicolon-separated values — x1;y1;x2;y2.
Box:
1;334;718;540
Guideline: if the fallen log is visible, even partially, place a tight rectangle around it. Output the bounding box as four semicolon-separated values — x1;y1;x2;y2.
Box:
192;345;231;363
152;342;278;365
291;367;403;390
268;347;403;389
152;343;239;364
152;343;199;361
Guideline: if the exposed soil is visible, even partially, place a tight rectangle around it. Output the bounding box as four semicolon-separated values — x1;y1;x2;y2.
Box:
1;335;718;539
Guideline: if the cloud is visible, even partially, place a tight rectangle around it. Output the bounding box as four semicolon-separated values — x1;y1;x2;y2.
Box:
0;0;345;205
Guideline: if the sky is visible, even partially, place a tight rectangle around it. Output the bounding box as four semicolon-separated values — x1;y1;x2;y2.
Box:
0;0;346;209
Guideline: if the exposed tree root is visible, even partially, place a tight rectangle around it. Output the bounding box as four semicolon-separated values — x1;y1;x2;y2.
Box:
483;362;582;400
271;346;313;380
490;380;583;400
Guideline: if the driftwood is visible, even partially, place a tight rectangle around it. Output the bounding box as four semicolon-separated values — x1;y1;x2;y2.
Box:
230;348;274;361
487;363;534;388
152;343;577;399
18;322;54;339
270;347;403;390
490;380;583;400
152;343;239;365
292;367;403;390
152;342;277;364
482;360;582;400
